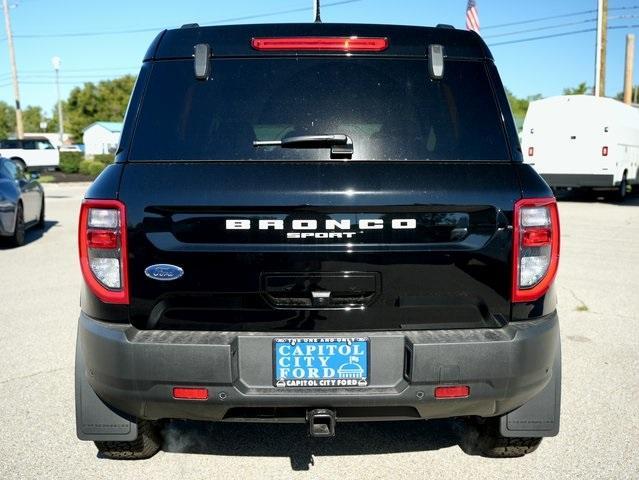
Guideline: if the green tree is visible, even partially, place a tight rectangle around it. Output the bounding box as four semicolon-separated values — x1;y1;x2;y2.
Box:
0;101;16;139
46;101;68;134
22;106;52;133
563;82;590;95
615;85;638;102
64;75;136;140
505;89;542;130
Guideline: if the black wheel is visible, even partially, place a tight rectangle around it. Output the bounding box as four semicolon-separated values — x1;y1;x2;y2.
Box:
616;173;628;202
7;203;26;247
94;420;161;460
36;196;45;229
463;418;542;458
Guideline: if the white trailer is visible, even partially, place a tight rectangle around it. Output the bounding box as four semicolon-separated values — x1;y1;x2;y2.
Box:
522;95;639;199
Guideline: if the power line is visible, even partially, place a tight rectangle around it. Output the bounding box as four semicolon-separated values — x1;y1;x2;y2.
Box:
23;66;138;73
0;72;137;80
197;0;361;25
488;24;639;47
484;17;597;39
11;0;363;39
483;5;638;30
483;14;639;39
0;80;130;86
484;9;596;30
0;66;138;79
0;69;138;81
15;26;160;39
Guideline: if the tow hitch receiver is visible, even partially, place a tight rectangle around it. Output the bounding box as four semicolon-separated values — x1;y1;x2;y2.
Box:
307;409;336;437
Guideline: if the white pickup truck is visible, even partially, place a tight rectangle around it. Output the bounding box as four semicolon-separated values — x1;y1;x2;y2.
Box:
0;137;60;171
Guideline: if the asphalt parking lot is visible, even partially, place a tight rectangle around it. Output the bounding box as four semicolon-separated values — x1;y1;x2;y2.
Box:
1;183;638;479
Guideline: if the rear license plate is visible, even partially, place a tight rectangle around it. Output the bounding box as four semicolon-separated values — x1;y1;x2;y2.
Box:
273;337;369;388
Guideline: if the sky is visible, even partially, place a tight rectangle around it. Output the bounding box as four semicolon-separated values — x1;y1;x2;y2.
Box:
0;0;638;116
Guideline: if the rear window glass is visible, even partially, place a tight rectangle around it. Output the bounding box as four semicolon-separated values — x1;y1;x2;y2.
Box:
130;58;510;161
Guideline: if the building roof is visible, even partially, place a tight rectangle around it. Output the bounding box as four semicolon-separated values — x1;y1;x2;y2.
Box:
84;121;124;133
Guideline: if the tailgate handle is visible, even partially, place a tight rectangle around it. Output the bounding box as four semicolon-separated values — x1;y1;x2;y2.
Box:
262;272;379;309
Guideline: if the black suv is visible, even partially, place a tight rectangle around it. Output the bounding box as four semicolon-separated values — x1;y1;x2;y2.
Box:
75;23;561;460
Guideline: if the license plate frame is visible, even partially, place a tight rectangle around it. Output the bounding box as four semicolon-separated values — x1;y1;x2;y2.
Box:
272;337;369;388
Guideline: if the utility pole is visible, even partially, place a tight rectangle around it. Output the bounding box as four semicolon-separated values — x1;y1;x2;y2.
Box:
599;0;608;96
52;56;64;144
595;0;608;97
2;0;23;138
623;34;635;105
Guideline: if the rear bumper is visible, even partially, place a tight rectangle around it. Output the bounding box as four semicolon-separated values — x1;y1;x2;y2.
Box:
77;311;560;424
541;173;614;188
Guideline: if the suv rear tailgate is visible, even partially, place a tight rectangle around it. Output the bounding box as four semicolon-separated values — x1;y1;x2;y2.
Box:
119;161;520;331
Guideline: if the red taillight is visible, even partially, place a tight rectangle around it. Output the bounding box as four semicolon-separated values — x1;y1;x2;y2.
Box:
528;146;534;157
512;198;560;302
172;387;209;401
522;228;551;247
434;385;470;399
602;146;608;156
87;229;118;249
78;199;129;304
251;36;389;52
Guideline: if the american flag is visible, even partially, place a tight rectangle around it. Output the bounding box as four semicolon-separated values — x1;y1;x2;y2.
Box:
466;0;480;34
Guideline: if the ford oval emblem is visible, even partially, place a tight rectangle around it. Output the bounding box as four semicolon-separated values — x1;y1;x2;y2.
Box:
144;264;184;281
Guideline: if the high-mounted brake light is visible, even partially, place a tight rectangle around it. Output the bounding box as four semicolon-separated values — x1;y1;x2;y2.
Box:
512;198;560;302
79;199;129;304
251;36;389;52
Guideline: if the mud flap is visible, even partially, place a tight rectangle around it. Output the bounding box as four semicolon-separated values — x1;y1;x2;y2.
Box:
499;342;561;437
75;331;138;441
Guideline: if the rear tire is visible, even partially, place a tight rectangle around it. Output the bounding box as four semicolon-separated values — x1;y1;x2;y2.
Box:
616;173;628;202
36;196;45;229
7;203;25;247
463;418;542;458
94;420;161;460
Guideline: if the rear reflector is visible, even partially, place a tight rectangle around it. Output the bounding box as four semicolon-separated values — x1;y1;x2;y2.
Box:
434;385;470;399
602;146;608;156
528;146;534;157
251;36;389;52
172;387;209;401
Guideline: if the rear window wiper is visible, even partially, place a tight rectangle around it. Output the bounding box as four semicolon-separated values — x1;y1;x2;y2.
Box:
253;134;353;159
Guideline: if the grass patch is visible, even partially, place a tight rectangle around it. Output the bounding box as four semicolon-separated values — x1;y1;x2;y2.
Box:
37;175;55;183
575;304;589;312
